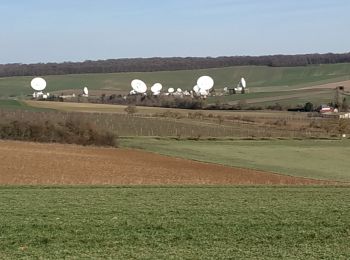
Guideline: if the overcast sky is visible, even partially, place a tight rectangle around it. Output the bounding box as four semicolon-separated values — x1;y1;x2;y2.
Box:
1;0;349;64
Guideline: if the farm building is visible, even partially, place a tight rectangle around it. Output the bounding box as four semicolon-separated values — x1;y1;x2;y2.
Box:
319;105;333;113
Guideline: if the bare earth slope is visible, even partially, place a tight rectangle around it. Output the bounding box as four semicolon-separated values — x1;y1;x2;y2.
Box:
0;141;333;185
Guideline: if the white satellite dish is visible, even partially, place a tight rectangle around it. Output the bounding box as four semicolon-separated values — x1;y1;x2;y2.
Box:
193;85;200;93
241;78;247;88
168;88;175;93
197;76;214;91
83;87;89;96
131;79;147;94
199;88;209;96
183;90;190;96
151;83;163;93
176;88;183;93
31;77;47;91
43;94;48;99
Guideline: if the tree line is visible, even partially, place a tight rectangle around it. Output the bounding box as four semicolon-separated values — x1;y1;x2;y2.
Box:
1;52;350;78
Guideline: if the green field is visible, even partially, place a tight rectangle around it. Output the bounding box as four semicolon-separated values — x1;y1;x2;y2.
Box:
1;63;350;98
0;186;349;259
121;138;350;182
0;99;50;112
245;90;335;107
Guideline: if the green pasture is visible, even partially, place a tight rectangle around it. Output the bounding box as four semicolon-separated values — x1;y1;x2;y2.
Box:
1;63;350;97
0;186;349;259
209;89;335;107
0;99;50;111
0;100;25;109
250;90;335;107
121;138;350;182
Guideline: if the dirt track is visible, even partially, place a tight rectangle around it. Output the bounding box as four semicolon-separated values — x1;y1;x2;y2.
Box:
0;141;333;185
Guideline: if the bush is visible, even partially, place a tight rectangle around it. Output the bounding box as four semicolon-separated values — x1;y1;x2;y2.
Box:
304;102;314;112
267;103;283;111
124;105;137;115
157;111;183;119
0;118;117;147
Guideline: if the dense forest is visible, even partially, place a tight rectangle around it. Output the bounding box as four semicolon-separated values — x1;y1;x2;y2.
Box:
1;52;350;78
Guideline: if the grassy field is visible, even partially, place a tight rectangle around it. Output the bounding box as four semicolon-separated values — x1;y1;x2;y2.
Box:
209;89;335;107
121;138;350;182
0;99;50;111
247;90;335;107
1;63;350;98
0;186;349;259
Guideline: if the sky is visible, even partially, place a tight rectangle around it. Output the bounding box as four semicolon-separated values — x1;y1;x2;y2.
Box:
1;0;349;64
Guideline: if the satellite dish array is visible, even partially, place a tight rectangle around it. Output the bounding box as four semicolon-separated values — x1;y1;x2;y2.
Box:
30;75;245;101
129;76;215;98
30;77;89;99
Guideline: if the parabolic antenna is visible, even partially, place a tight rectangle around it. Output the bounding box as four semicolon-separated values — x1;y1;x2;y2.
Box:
241;78;247;88
168;88;175;93
193;85;200;93
151;83;163;93
197;76;214;90
83;87;89;95
31;77;47;91
235;86;242;92
131;79;147;93
176;88;182;93
199;88;209;96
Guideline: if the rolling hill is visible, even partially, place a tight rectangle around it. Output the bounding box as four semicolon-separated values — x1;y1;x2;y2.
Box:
1;63;350;107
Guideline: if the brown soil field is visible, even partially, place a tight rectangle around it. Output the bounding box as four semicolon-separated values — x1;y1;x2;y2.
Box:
0;140;335;185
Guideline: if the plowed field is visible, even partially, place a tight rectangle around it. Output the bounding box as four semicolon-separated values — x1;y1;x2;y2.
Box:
0;141;333;185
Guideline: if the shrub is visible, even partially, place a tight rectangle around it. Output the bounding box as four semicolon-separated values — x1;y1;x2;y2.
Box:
304;102;314;112
267;103;283;111
124;105;137;115
0;118;117;147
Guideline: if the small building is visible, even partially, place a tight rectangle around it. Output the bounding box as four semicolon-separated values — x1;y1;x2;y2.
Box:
319;105;333;113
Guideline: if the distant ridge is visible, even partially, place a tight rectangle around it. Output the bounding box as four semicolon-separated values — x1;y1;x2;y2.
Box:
1;52;350;78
